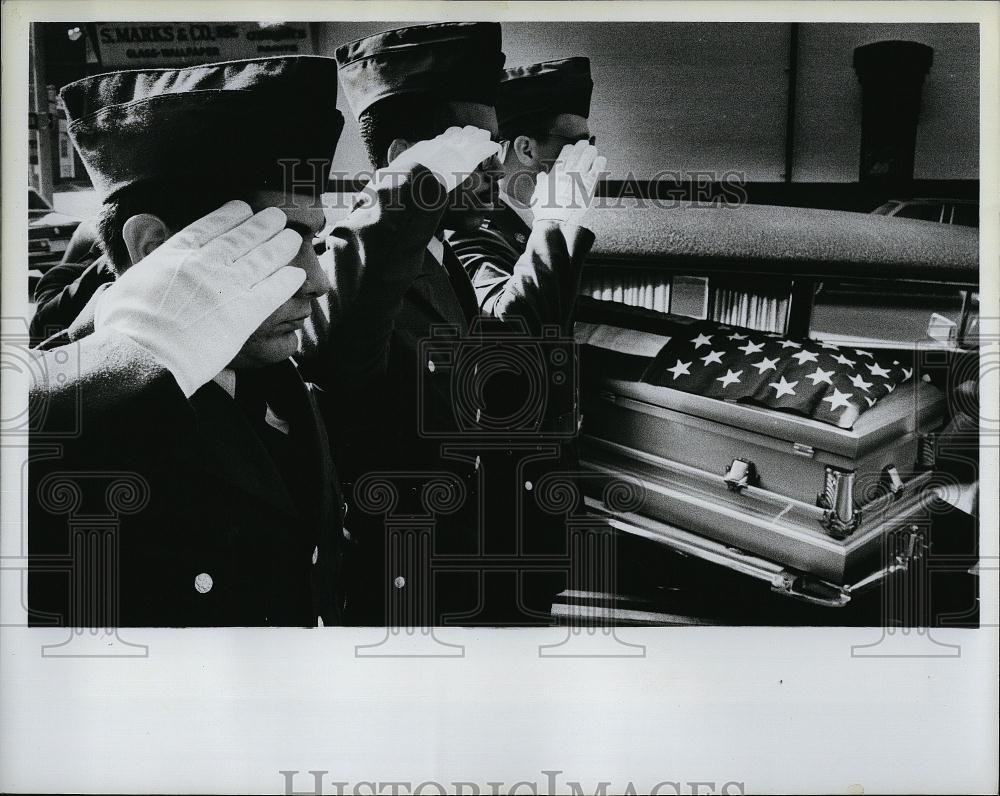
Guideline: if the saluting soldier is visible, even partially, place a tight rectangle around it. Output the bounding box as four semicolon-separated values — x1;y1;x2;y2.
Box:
450;57;598;330
448;58;604;621
27;56;424;628
299;23;605;626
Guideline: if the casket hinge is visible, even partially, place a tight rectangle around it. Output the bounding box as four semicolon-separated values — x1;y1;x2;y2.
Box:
723;458;757;492
916;433;937;470
816;467;860;538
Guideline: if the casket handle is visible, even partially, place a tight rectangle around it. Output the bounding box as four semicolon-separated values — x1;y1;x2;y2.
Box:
723;458;757;492
882;465;905;500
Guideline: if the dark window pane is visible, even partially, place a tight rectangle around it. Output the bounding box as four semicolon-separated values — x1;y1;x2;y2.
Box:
894;202;946;222
810;280;966;344
28;189;50;211
950;204;980;227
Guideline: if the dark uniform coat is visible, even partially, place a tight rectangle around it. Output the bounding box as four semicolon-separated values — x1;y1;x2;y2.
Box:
300;170;594;627
451;198;587;335
451;199;533;318
28;319;346;628
449;198;594;617
30;255;116;347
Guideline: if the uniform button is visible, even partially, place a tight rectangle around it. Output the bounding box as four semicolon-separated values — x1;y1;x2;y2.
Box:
524;480;534;491
312;546;319;565
427;359;436;373
475;407;482;423
393;576;406;589
474;455;481;471
194;572;213;594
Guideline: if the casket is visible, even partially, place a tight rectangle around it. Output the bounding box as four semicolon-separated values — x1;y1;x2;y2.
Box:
569;203;977;610
575;303;949;605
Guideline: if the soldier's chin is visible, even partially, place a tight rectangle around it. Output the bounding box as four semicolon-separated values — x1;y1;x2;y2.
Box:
235;329;300;367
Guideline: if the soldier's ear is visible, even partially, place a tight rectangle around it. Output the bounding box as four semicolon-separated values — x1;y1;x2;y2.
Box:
513;135;536;167
386;138;412;165
121;213;169;266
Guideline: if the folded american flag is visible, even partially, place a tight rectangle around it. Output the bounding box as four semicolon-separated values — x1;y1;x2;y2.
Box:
578;317;914;429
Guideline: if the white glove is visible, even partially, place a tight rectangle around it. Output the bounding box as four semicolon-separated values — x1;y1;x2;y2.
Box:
94;200;306;397
531;140;608;227
376;125;502;193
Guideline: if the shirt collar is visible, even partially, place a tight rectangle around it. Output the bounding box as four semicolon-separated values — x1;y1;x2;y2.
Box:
213;368;237;399
426;234;445;267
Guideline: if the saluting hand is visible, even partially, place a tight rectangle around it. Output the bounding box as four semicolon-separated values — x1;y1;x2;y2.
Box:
377;125;503;194
531;140;608;228
95;200;305;397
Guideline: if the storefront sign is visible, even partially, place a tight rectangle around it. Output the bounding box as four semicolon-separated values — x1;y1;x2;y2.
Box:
94;22;314;67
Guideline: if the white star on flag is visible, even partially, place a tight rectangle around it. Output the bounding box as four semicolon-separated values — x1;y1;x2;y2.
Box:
867;362;892;378
820;341;840;350
751;356;780;374
691;333;713;349
884;382;895;393
791;350;819;364
716;369;743;387
855;349;874;359
738;340;765;356
805;367;834;386
849;373;873;392
833;353;856;368
823;388;854;412
902;367;912;380
769;376;798;398
666;359;692;380
865;396;876;407
727;332;748;341
779;340;802;349
700;350;724;366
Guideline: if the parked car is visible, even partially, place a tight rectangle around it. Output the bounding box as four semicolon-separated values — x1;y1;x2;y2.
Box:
871;197;978;227
28;186;83;271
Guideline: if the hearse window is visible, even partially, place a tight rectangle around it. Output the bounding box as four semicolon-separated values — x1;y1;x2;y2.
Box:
810;280;968;346
579;268;673;313
579;268;792;332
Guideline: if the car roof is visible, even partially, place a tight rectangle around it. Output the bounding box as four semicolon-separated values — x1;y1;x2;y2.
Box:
585;201;978;284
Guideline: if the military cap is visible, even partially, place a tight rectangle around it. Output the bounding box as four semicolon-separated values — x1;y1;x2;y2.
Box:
60;56;345;202
335;22;505;119
496;57;593;127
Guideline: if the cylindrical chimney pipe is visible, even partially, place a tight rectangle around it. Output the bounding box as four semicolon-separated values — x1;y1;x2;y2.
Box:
852;40;934;186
